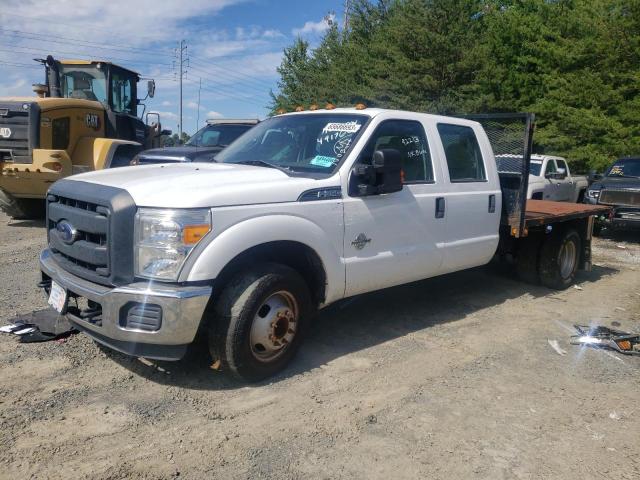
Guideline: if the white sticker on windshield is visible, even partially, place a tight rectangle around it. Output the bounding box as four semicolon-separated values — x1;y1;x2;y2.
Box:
322;121;362;134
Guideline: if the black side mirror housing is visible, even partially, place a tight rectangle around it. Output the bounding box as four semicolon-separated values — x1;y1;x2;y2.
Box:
353;149;403;196
589;169;603;183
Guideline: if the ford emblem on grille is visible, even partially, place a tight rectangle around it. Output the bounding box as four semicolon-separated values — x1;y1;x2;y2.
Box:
56;220;78;244
0;127;11;138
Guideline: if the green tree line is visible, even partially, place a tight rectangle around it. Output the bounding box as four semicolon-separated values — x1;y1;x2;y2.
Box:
271;0;640;171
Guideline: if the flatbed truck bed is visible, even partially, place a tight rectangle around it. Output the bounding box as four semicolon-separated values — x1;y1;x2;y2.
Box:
524;200;611;228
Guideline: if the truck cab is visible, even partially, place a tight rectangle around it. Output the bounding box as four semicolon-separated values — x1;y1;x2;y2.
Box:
38;108;606;381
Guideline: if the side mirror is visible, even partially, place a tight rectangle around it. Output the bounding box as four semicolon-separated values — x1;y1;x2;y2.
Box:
353;149;403;196
161;129;172;136
545;172;560;180
147;80;156;99
556;167;567;178
589;169;603;183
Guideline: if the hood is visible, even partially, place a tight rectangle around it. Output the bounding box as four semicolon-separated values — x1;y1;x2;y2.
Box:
590;176;640;191
138;145;224;163
67;162;322;208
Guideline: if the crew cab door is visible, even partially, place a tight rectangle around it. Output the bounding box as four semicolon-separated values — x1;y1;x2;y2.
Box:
343;118;446;297
435;122;501;273
543;159;563;201
554;159;574;201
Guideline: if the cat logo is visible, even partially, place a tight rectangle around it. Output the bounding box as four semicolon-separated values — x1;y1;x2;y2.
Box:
85;113;100;130
0;127;11;139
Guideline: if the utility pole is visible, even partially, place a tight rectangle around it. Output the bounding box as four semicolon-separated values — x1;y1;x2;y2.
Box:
196;77;201;132
174;40;189;141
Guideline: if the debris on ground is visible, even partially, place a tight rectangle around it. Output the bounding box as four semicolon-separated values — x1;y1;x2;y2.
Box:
547;339;567;356
1;309;77;343
571;325;640;356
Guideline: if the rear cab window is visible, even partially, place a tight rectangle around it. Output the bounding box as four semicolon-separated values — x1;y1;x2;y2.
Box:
437;123;486;182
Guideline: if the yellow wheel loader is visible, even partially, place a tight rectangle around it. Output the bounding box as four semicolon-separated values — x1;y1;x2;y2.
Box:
0;55;169;218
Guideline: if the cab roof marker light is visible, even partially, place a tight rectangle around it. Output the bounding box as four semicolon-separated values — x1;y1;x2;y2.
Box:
309;104;319;111
355;103;367;110
295;106;305;112
325;103;336;110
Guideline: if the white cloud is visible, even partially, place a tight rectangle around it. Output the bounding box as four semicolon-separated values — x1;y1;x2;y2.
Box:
205;111;223;119
292;14;335;36
150;110;178;121
186;101;206;110
161;100;172;107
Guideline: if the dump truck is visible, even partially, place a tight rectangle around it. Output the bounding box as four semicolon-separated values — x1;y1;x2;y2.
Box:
0;55;167;218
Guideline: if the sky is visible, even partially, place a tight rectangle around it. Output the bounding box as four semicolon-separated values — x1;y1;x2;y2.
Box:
0;0;344;135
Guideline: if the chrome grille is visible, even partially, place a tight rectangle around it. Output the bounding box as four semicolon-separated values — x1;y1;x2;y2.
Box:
599;189;640;207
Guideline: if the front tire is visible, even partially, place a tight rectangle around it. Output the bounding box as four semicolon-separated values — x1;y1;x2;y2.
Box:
208;263;313;382
539;229;581;290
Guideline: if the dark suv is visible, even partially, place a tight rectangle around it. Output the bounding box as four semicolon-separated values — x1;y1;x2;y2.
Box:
584;157;640;231
131;119;259;165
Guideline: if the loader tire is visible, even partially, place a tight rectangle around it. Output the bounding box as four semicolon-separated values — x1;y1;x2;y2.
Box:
0;190;45;219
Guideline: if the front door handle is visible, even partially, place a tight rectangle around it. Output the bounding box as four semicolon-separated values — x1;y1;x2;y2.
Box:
488;194;496;213
435;197;445;218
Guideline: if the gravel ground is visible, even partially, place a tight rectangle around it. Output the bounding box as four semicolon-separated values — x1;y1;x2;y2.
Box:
0;211;639;480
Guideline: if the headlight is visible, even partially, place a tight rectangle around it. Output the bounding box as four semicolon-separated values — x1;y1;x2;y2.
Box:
587;189;600;199
134;208;211;281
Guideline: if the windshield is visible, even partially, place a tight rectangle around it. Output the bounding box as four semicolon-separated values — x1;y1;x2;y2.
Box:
606;158;640;178
529;161;542;176
215;114;368;172
186;124;253;147
58;64;107;105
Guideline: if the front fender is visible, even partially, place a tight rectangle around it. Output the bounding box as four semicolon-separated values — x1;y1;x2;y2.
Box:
72;137;141;171
183;214;345;304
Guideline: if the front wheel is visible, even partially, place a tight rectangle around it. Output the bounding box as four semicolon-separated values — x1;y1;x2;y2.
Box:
539;229;581;290
208;263;313;382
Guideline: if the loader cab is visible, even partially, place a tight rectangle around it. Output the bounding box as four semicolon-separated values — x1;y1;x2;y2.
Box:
43;57;153;144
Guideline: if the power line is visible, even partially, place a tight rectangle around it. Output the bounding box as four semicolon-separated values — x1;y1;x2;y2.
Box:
188;58;275;91
0;28;171;56
0;43;172;67
187;64;272;97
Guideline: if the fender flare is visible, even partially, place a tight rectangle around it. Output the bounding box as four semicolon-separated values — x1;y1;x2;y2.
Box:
183;214;345;304
73;137;142;171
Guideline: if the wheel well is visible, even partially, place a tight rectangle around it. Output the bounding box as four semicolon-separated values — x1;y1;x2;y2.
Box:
213;241;327;305
531;191;543;200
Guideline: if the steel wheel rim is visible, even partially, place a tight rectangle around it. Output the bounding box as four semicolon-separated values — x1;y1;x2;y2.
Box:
249;290;298;363
558;239;576;279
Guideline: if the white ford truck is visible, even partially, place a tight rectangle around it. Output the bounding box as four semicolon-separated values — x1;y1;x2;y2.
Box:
39;109;608;380
498;154;588;202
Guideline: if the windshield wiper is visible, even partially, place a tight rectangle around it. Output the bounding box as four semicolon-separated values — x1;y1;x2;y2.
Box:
609;174;639;179
234;160;292;172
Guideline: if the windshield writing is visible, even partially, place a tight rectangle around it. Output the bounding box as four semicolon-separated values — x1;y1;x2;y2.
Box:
215;114;368;172
607;159;640;177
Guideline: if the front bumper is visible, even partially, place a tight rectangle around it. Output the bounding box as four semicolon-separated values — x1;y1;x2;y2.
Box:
39;249;212;360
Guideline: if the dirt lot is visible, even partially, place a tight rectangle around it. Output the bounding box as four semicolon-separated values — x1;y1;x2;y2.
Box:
0;211;639;480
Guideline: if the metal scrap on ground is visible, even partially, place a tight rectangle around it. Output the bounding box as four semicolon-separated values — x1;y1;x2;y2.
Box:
571;324;640;356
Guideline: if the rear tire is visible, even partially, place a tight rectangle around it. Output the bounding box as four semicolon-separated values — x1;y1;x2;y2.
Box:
539;228;581;290
208;263;313;382
0;190;45;219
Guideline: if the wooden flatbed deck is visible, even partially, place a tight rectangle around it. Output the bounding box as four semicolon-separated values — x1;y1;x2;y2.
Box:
524;200;610;227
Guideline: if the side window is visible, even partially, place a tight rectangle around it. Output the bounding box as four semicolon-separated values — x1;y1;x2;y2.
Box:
359;120;433;183
556;159;568;173
545;160;557;175
437;124;486;182
111;73;133;114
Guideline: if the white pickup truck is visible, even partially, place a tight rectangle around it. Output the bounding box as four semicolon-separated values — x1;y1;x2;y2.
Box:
39;109;608;380
498;154;588;202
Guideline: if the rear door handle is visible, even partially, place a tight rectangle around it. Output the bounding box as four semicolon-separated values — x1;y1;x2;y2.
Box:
488;194;496;213
435;197;445;219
